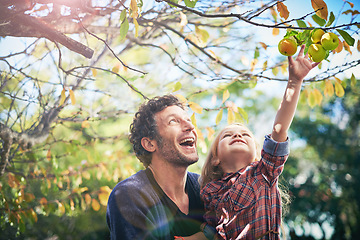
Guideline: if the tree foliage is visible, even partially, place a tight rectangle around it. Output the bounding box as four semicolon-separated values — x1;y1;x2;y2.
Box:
0;0;359;238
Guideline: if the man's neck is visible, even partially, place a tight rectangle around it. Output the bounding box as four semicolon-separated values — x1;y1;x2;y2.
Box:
148;161;189;214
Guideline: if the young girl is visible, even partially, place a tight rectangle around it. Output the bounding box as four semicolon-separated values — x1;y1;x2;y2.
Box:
198;45;320;240
174;45;320;240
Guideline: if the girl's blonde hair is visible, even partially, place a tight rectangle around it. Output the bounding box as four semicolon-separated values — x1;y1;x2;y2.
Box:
199;123;261;188
199;122;291;234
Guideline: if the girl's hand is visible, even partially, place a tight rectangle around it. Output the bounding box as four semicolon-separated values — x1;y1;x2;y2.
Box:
288;45;321;82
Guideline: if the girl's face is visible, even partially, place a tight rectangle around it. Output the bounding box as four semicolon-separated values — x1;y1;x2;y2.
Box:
216;124;257;173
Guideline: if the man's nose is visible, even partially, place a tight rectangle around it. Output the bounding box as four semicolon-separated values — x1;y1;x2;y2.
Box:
183;119;195;131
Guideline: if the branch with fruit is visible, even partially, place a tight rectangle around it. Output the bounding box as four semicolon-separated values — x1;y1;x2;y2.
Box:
278;28;342;62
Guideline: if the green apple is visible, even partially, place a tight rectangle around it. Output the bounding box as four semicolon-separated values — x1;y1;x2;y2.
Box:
278;38;297;56
308;44;326;62
321;32;340;50
311;29;325;43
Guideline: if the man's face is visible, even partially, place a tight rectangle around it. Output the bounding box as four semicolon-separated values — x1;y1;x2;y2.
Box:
153;105;198;167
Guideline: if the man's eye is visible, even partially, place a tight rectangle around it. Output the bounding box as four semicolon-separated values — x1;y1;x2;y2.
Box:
169;119;177;124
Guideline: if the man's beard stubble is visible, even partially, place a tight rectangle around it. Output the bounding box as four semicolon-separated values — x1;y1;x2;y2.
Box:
156;135;198;168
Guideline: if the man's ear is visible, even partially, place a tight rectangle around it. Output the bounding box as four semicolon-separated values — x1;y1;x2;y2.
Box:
141;137;156;153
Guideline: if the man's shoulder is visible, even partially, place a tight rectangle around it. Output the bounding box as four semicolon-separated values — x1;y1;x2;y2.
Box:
114;169;148;190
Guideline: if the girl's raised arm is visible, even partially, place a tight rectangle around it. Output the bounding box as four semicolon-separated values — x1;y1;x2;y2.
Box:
271;45;320;142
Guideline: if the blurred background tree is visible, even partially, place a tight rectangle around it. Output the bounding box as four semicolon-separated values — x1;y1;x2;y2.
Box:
0;0;359;239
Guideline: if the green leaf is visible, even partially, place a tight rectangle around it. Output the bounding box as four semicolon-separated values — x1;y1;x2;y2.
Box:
119;18;129;40
297;20;307;28
254;47;260;59
336;29;355;46
120;9;127;22
312;14;326;26
325;12;335;27
350;73;356;87
184;0;198;8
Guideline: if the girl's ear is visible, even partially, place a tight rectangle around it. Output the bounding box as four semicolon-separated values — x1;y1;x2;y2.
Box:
212;157;220;166
141;137;156;153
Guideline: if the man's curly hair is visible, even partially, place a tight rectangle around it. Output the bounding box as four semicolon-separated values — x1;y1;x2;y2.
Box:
129;95;184;167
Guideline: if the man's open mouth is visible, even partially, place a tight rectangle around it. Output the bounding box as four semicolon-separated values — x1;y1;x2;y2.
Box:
179;138;195;147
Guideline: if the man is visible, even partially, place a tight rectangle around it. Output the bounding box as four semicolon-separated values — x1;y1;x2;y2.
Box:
106;95;212;239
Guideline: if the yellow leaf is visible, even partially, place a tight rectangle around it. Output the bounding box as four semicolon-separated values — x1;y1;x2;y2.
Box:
190;112;197;127
270;6;277;19
276;1;289;20
227;108;235;124
196;127;204;142
343;41;352;54
250;59;258;72
272;28;280;36
215;109;223;125
91;68;97;77
82;171;91;180
335;40;343;53
259;42;268;50
324;80;334;97
222;89;230;103
346;1;354;8
313;88;323;106
29;208;38;222
112;65;120;73
69;89;76;105
59;88;66;106
85;193;92;206
307;90;317;108
195;26;210;44
70;198;75;211
272;67;279;76
173;81;182;92
311;0;328;20
100;186;112;194
58;201;65;215
263;60;268;71
357;40;360;52
281;63;288;75
188;102;203;114
99;192;110;206
81;120;90;128
206;127;215;140
130;0;138;18
334;79;345;97
92;199;101;211
175;94;187;104
234;112;244;123
134;18;139;38
179;12;188;27
207;50;218;60
46;148;51;161
237;107;248;123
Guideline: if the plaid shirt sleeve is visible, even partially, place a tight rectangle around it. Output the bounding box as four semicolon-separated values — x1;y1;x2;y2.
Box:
259;134;290;185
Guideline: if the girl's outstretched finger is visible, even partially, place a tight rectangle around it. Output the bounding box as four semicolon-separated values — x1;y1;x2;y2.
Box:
297;45;305;58
288;55;295;65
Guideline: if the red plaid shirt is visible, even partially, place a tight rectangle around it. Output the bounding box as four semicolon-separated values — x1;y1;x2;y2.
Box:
200;135;289;240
